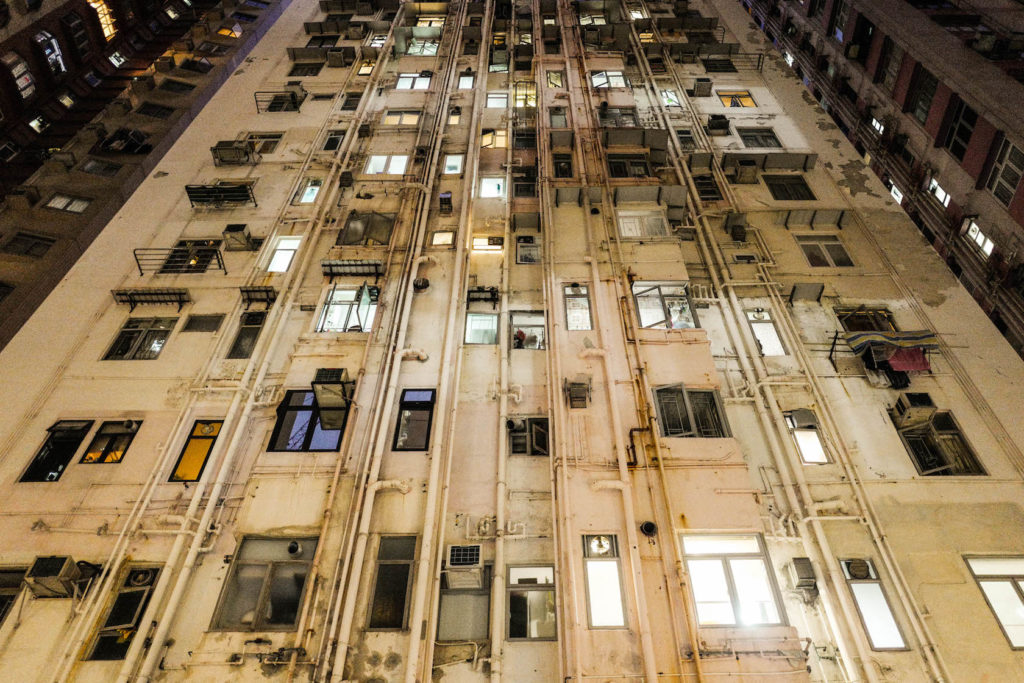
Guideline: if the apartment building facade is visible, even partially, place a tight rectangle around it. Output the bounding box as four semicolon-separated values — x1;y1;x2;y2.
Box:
742;0;1024;358
0;0;1022;681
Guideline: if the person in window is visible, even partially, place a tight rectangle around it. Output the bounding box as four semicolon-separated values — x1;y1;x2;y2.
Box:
669;301;691;329
514;328;526;349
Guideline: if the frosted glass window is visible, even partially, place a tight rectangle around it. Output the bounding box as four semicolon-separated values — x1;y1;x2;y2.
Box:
682;534;783;627
465;313;498;344
850;582;905;649
480;178;505;198
443;154;463;174
746;309;785;356
268;237;301;272
585;561;624;627
297;178;322;203
967;557;1024;647
564;285;592;331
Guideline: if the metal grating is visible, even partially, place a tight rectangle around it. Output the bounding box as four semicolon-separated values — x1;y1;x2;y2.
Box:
239;286;277;309
112;288;191;311
448;545;481;566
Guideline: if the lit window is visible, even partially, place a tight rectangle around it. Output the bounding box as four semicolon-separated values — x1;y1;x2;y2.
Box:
796;234;853;267
268;390;345;451
108;51;127;67
472;236;503;251
928;178;951;207
870;117;885;135
889;184;904;204
33;31;66;76
617;211;666;237
170;420;221;481
682;534;782;626
364;155;409;175
511;311;545;349
384;110;419;126
465;313;498;344
661;89;681;107
546;70;563;88
965;220;995;257
590;70;627;88
416;15;445;27
20;420;94;482
487;92;508;108
583;535;625;627
514;83;537;107
717;90;756;107
479;177;505;198
357;59;375;75
785;410;829;464
516;235;539;263
481;128;507;148
268;236;301;272
104;318;177;361
632;281;697;329
965;557;1024;648
81;420;141;464
1;52;36;100
322;130;345;151
396;72;430;90
783;52;794;66
59;92;76;108
393;389;436;451
405;39;438;56
448;108;461;125
738;128;781;148
459;74;474;89
296;178;322;204
508;567;556;639
89;0;117;39
431;231;454;246
746;308;785;356
443;154;463;174
317;285;377;332
212;537;319;630
842;559;907;649
564;284;592;330
369;34;387;47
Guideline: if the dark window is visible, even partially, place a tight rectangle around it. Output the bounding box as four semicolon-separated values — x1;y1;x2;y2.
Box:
508;566;555;639
943;100;977;162
654;386;729;437
0;282;13;303
183;314;225;332
20;420;93;482
226;311;266;359
597;107;638;128
553;153;572;177
339;92;361;110
676;128;695;150
322;129;345;151
764;175;815;200
514;129;537;149
895;410;983;476
136;102;174;119
159;240;221;273
796;235;853;267
81;158;122;177
88;566;160;659
509;417;548;455
103;318;177;360
738;128;781;148
289;62;323;77
906;67;938;125
607;155;650;178
0;570;25;627
170;420;222;481
987;140;1024;207
62;12;92;59
159;79;195;93
337;211;395;245
2;231;54;257
836;307;896;332
81;420;140;464
369;536;416;629
392;389;436;451
269;390;345;452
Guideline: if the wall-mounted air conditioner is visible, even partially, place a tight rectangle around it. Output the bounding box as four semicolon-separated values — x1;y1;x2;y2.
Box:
446;545;483;588
25;556;81;598
892;392;936;428
734;158;758;184
222;223;254;251
693;77;712;97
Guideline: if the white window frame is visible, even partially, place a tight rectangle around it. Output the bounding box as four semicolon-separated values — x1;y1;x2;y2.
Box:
631;281;697;329
842;559;908;650
928;178;951;207
889;183;904;204
746;308;786;356
364;155;409;175
46;193;90;213
295;177;322;204
583;535;626;628
590;70;627;89
481;129;508;148
317;284;377;332
785;410;829;464
870;117;885;135
395;72;430;90
681;534;784;627
479;177;506;198
986;139;1023;207
465;312;498;344
458;74;474;89
965;219;995;257
486;92;508;108
443;154;464;174
268;236;301;272
965;557;1024;649
564;284;592;331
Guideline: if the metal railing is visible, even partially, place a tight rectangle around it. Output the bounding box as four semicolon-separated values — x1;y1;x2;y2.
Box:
132;247;227;275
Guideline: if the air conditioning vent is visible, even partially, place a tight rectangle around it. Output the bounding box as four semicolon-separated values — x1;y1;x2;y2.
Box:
693;77;712;97
446;545;483;588
563;377;591;409
222;223;254;251
447;545;481;567
734;158;758;184
893;392;936;428
843;558;873;580
25;556;81;598
788;557;816;589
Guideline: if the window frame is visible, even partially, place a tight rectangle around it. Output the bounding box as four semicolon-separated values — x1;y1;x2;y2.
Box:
86;565;161;660
81;420;141;464
395;72;430;90
795;234;854;268
103;317;178;361
653;384;730;438
511;311;546;350
268;236;301;272
507;565;557;640
169;420;222;482
738;127;782;148
2;231;55;258
364;154;409;175
617;209;666;236
842;558;908;650
226;311;266;359
582;534;626;629
20;420;94;482
368;536;417;630
267;390;345;452
763;174;815;201
986;139;1023;207
895;410;984;477
383;109;420;126
317;284;377;333
745;308;786;356
45;193;91;213
508;417;549;456
590;70;628;89
516;235;540;264
965;556;1024;649
443;154;464;174
785;410;830;464
392;389;437;451
717;90;756;107
631;281;698;329
465;312;499;345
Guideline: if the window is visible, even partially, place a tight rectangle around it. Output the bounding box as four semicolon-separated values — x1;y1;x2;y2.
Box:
33;31;66;76
564;285;592;330
81;420;140;464
516;236;539;264
104;318;177;360
738;128;781;148
889;184;904;204
158;239;220;274
746;309;785;355
480;177;506;198
895;409;983;476
213;537;318;630
443;154;463;174
46;193;90;213
965;557;1024;648
0;570;25;628
965;220;995;257
927;178;951;207
295;178;322;204
681;534;782;626
654;385;729;438
509;418;548;455
677;128;696;150
306;35;337;48
836;307;896;332
607;155;650;179
986;139;1023;207
458;74;474;89
88;566;160;659
81;158;122;177
906;67;937;125
598;107;638;128
225;311;265;359
514;83;537;108
632;282;697;329
432;231;454;246
827;0;849;41
438;560;490;641
183;314;224;332
364;155;409;175
466;313;498;344
0;282;13;303
842;559;906;649
337;211;395;246
1;52;35;100
448;108;461;125
268;237;301;272
322;130;345;151
318;284;377;332
357;59;375;75
339;92;361;111
546;70;564;88
487;92;508;108
508;567;556;639
786;410;829;464
289;62;322;77
383;110;419;125
269;390;345;451
168;420;222;481
406;39;438;55
764;175;815;201
511;312;545;349
20;420;93;482
796;235;853;267
136;102;175;119
870;118;885;135
393;389;436;451
583;535;625;627
591;71;627;88
369;34;387;47
396;72;430;90
369;536;416;629
617;210;666;237
717;90;755;107
661;89;681;107
514;130;536;149
63;12;92;59
553;154;573;178
481;129;508;148
247;132;282;153
108;51;127;67
3;231;55;257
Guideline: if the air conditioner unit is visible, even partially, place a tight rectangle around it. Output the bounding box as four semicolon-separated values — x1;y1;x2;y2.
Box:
25;556;81;598
693;77;712;97
707;114;730;136
563;377;591;409
725;212;747;241
222;223;254;251
892;392;936;428
788;557;816;590
446;545;483;588
734;158;758;184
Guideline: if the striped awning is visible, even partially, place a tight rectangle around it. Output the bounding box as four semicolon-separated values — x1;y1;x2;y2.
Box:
843;330;939;354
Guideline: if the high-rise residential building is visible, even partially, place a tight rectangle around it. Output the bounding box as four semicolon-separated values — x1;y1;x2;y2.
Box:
742;0;1024;357
0;0;1023;681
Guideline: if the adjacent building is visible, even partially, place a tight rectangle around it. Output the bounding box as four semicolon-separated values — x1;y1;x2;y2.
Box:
0;0;1022;681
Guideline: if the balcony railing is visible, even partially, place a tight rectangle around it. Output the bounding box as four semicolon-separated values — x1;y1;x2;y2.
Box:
133;247;227;275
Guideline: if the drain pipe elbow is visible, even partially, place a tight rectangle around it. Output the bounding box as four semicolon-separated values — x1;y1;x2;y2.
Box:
401;348;429;362
370;480;412;495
